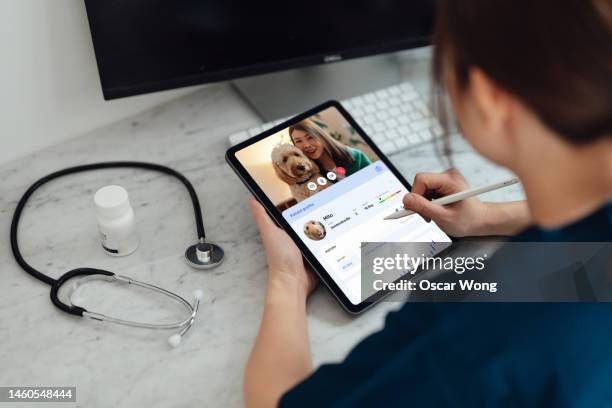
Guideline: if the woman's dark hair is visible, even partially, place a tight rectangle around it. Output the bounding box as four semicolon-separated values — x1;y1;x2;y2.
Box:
288;119;355;165
433;0;612;144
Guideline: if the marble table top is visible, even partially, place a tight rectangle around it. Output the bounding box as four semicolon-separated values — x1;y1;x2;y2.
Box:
0;83;524;407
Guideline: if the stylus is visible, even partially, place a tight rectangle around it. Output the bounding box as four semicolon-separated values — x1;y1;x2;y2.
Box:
384;177;520;220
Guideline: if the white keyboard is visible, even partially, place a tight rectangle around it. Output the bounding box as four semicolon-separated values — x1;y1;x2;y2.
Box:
227;82;444;156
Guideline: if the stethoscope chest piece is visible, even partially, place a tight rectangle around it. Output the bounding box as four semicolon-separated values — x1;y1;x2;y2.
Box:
184;241;224;270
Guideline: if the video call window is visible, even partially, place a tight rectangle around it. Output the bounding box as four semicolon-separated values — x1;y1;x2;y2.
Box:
235;106;380;211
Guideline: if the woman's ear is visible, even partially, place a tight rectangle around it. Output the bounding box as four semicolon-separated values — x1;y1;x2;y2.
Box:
469;68;512;136
273;162;297;185
460;67;522;167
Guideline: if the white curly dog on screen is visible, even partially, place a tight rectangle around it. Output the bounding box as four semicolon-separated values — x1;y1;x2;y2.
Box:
271;144;331;202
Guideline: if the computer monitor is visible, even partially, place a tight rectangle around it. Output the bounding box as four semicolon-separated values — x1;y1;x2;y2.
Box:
84;1;436;117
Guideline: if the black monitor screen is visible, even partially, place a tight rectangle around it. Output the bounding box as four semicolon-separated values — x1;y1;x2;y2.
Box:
84;0;436;99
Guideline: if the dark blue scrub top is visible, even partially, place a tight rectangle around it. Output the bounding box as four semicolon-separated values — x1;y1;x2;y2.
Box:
280;202;612;407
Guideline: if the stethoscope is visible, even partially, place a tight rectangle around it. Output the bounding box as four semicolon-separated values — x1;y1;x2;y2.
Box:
10;162;225;348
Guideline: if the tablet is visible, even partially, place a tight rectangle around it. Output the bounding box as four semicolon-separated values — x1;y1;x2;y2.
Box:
226;101;452;313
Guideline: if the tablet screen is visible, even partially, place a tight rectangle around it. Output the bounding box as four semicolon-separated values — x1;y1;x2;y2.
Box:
234;105;451;305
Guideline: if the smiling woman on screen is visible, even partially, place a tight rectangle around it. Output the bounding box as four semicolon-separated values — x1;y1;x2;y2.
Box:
289;119;372;178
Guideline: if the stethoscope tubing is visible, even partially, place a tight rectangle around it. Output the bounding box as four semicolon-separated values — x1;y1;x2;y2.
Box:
10;162;205;335
84;274;200;330
49;269;199;331
10;161;207;287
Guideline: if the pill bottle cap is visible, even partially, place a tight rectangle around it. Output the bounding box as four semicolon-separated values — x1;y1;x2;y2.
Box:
94;185;131;219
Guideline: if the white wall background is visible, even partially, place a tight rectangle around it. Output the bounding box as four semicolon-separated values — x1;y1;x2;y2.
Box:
0;0;199;165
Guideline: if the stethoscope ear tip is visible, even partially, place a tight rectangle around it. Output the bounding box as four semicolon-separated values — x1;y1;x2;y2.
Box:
194;289;204;300
168;334;182;348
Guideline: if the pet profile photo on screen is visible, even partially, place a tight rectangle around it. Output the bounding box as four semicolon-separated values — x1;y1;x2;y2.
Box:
303;220;326;241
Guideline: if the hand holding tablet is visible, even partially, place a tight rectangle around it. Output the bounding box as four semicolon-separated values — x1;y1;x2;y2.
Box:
226;101;451;313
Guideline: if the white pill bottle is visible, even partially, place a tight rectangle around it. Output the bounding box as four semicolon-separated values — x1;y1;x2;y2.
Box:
94;185;139;256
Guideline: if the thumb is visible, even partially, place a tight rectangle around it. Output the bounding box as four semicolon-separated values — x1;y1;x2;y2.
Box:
403;193;446;222
248;197;277;233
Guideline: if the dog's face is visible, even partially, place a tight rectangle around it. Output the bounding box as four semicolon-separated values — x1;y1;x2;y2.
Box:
304;220;326;240
271;144;319;184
